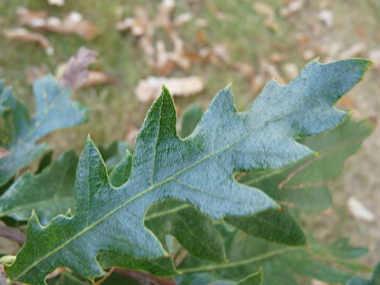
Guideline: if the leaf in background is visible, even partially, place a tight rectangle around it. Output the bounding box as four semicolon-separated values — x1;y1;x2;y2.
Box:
6;59;371;284
35;150;54;174
59;47;98;90
177;228;363;285
346;262;380;285
0;151;77;225
3;28;54;55
0;75;88;186
101;141;132;170
180;103;203;138
239;116;376;212
144;199;227;263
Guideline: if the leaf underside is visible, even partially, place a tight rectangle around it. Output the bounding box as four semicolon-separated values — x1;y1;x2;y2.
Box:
6;59;372;285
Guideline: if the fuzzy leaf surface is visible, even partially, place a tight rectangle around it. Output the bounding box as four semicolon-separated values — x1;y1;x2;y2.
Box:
0;151;77;225
0;76;88;186
6;59;371;284
109;150;227;263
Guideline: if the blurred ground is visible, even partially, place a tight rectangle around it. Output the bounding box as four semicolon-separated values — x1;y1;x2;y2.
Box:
0;0;379;275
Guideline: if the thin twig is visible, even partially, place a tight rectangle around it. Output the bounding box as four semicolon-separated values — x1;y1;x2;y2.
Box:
0;224;26;244
114;268;176;285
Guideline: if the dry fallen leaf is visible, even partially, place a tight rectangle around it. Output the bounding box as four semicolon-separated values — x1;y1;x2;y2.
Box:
3;28;54;55
280;0;304;17
369;49;380;69
338;42;367;59
268;53;285;63
195;18;209;27
264;18;279;32
17;7;47;28
17;7;98;40
48;0;65;6
173;12;193;27
283;63;299;81
347;196;375;222
317;10;333;27
302;49;315;61
0;148;11;160
81;71;117;88
155;0;175;27
60;47;99;90
252;2;275;19
135;76;205;102
45;11;98;40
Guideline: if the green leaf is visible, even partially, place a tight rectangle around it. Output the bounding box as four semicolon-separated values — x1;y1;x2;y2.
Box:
144;198;227;263
177;228;361;285
36;151;54;174
99;141;132;170
0;151;77;225
110;151;227;263
346;262;380;285
180;103;203;138
236;270;263;285
6;59;371;284
239;116;376;212
109;150;133;187
0;75;88;186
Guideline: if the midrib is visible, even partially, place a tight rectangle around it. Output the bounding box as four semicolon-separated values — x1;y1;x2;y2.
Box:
13;65;357;281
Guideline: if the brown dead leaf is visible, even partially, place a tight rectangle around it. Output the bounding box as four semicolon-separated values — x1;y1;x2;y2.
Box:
0;148;11;159
48;0;65;6
280;0;304;17
252;2;275;19
233;62;255;78
259;59;286;85
369;49;380;69
195;18;209;27
268;53;285;63
3;28;54;55
264;18;278;32
45;11;98;40
302;49;315;61
317;10;333;27
17;7;47;28
155;0;175;27
353;27;367;41
60;47;99;90
338;42;367;59
348;196;375;222
283;63;299;81
135;76;205;103
173;12;193;27
81;71;117;88
296;33;309;53
17;8;98;40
